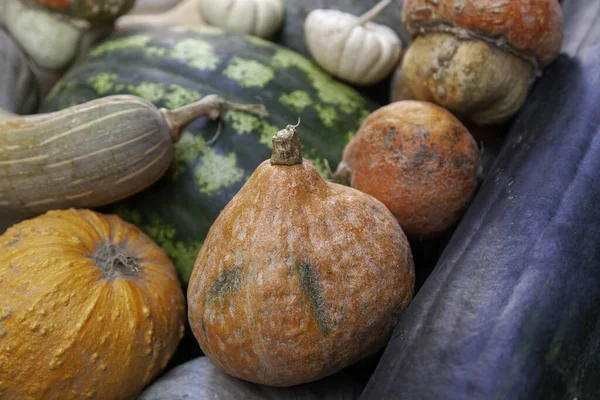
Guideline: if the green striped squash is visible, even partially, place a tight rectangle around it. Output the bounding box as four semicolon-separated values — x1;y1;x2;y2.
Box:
41;26;377;284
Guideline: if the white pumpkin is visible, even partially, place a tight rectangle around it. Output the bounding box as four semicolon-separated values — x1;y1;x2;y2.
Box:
116;0;204;33
1;0;112;70
129;0;182;14
197;0;284;39
304;0;402;86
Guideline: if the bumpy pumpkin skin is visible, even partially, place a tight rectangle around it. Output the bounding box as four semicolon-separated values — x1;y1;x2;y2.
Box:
400;0;564;125
402;0;564;67
400;33;534;125
188;131;414;387
340;101;479;239
0;209;186;400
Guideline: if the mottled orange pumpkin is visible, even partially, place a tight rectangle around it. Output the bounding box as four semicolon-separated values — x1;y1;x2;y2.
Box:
0;209;186;400
399;0;564;125
188;124;414;387
338;101;479;239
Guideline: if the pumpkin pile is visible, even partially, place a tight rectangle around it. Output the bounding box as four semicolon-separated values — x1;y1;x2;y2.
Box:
2;1;598;399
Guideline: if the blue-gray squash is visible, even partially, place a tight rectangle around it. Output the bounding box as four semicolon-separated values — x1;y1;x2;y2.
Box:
140;357;362;400
361;0;600;398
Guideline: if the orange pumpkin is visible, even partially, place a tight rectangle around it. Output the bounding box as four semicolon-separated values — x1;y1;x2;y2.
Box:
337;101;479;238
187;124;415;387
0;209;186;400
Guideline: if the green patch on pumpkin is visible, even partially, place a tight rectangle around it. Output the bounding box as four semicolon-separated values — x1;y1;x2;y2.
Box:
271;49;365;114
144;218;202;283
310;74;365;114
303;147;331;179
87;73;119;95
170;39;220;71
88;35;150;57
223;110;278;149
185;25;223;36
115;207;201;283
358;108;371;125
164;84;202;110
194;150;245;195
271;48;316;75
222;57;275;88
44;80;77;103
173;134;247;195
245;34;272;48
145;46;168;58
173;131;207;179
315;104;338;128
345;130;356;144
225;110;260;135
259;121;280;149
116;206;143;226
127;81;166;103
279;90;313;113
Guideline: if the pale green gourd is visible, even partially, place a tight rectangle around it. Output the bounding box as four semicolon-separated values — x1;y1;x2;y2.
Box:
0;94;266;231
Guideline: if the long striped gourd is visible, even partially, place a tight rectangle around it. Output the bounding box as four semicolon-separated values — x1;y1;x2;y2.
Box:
0;94;266;231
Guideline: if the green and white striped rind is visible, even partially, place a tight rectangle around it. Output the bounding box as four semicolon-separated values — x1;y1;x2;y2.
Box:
40;25;378;284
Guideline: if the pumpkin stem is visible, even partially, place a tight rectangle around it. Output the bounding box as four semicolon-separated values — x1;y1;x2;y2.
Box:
160;94;268;142
271;121;303;165
91;241;140;280
356;0;391;26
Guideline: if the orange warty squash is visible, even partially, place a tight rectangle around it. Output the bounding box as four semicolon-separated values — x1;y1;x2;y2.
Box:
0;209;186;400
187;123;415;387
337;101;479;239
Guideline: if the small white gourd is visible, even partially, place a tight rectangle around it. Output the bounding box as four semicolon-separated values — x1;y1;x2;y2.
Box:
129;0;182;15
116;0;204;33
197;0;284;39
304;0;402;86
1;0;112;70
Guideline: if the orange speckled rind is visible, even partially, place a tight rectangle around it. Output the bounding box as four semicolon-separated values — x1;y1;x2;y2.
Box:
0;209;185;400
188;159;414;387
342;101;479;239
402;0;564;67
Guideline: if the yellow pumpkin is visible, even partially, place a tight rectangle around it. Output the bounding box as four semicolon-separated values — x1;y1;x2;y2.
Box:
0;209;186;400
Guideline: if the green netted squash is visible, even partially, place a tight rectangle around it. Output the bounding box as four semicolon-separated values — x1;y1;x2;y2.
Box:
41;26;378;284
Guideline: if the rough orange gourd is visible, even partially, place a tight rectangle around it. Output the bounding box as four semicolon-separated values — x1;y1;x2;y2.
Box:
402;0;564;67
337;101;479;239
0;209;186;400
398;0;564;125
187;123;415;387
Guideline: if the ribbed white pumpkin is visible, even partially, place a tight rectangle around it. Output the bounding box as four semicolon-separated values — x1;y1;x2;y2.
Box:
304;0;402;86
129;0;182;14
197;0;284;39
1;0;111;70
116;0;204;33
